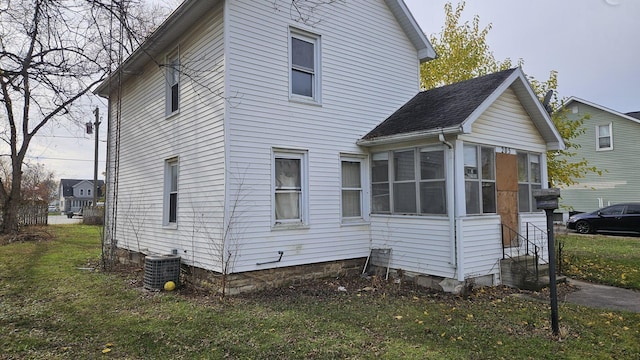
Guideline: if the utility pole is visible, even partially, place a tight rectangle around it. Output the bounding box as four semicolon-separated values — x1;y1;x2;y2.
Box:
92;107;100;207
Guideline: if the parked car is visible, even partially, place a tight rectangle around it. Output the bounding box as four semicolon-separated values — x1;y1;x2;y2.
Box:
566;203;640;234
47;205;57;212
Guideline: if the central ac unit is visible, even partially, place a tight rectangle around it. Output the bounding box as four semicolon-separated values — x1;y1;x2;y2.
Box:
143;255;181;290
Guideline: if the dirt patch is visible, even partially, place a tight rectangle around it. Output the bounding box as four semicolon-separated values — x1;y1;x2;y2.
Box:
0;227;53;245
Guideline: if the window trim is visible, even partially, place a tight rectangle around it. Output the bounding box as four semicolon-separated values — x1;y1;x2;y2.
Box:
272;148;309;228
289;28;321;104
165;49;180;117
596;123;613;151
340;154;369;224
164;157;179;227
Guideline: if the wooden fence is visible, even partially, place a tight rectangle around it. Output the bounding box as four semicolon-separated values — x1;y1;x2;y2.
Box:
0;202;50;227
82;206;104;225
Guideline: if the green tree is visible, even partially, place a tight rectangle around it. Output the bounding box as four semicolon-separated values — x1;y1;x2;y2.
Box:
421;1;601;188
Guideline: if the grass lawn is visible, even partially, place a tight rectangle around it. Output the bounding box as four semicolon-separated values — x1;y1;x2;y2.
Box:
0;225;639;359
558;233;640;290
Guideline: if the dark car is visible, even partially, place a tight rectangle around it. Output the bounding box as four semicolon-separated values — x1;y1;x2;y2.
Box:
566;203;640;234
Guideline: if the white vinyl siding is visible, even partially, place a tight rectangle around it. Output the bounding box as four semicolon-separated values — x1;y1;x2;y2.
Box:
461;87;547;154
371;216;455;278
224;0;419;272
104;4;226;271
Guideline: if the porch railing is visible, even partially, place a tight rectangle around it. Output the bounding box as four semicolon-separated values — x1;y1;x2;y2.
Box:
501;223;546;281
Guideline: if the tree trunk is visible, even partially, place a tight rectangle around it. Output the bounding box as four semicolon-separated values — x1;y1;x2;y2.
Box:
0;160;23;234
1;196;20;234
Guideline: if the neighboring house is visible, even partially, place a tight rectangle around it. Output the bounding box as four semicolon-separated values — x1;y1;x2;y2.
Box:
94;0;563;293
59;179;104;215
558;97;640;217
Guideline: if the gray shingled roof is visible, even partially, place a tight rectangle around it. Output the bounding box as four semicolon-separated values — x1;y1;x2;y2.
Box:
626;111;640;120
361;68;517;141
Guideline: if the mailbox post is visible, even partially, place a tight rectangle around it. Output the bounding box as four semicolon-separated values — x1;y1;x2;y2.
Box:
533;188;560;336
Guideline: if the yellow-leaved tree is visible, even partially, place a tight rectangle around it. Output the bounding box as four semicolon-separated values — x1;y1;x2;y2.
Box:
421;1;602;188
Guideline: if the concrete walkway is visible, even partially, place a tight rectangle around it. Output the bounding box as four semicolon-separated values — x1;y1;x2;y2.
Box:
48;215;82;225
563;279;640;313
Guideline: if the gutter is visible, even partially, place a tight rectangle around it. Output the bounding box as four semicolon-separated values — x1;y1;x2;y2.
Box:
357;126;462;147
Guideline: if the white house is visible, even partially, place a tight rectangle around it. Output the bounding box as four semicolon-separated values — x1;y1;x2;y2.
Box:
59;179;104;215
95;0;564;293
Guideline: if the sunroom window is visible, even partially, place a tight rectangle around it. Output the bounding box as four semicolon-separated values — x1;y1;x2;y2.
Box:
371;148;446;215
464;145;496;215
517;152;542;212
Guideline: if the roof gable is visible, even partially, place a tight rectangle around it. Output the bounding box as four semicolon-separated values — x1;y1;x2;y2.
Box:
564;97;640;125
60;179;105;197
95;0;435;97
359;68;565;151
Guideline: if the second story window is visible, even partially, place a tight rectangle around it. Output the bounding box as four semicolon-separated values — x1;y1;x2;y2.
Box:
290;29;320;102
166;51;180;116
596;123;613;151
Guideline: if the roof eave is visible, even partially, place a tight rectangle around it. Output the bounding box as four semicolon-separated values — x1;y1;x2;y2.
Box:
357;126;462;147
94;0;221;97
564;97;640;125
385;0;437;63
459;68;566;151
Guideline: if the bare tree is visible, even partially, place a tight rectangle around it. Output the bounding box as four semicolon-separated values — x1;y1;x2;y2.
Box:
0;0;169;234
272;0;345;26
189;171;249;300
0;158;56;204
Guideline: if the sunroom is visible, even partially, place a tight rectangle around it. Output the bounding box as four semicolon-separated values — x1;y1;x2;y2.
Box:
357;68;565;287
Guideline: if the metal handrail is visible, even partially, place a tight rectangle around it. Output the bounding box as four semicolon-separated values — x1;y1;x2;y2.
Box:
502;223;540;280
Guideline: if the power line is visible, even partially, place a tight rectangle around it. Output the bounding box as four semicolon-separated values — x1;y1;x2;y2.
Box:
25;156;106;163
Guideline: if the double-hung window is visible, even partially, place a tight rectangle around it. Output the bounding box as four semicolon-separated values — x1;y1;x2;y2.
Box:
164;158;179;225
371;153;390;213
166;51;180;115
371;148;446;215
290;29;320;102
517;152;542;213
464;145;496;214
341;156;366;222
419;149;446;214
596;123;613;151
274;150;307;225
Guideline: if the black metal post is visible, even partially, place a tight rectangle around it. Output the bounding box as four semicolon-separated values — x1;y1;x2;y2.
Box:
545;208;559;335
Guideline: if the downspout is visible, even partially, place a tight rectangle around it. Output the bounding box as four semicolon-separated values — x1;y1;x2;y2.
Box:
439;133;458;278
